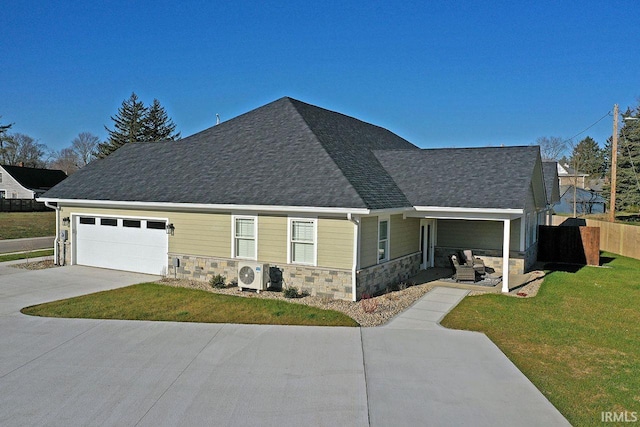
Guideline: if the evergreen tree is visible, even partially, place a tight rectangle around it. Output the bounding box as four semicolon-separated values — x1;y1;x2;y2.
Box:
142;99;180;142
569;136;606;177
98;93;181;158
98;93;148;158
615;106;640;211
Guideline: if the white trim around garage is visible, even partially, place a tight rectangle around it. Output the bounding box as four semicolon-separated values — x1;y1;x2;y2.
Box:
69;212;169;275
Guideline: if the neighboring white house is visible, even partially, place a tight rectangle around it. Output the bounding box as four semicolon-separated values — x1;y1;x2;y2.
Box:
0;164;67;199
557;163;588;189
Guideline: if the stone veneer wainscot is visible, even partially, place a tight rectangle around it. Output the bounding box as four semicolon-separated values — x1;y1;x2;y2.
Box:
355;252;422;299
168;254;353;301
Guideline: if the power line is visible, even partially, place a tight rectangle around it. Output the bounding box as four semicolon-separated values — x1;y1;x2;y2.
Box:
563;111;612;144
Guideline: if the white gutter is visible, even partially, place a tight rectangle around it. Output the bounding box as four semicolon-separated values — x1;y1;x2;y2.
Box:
413;206;524;215
347;213;361;302
37;198;371;216
43;201;59;265
409;206;524;221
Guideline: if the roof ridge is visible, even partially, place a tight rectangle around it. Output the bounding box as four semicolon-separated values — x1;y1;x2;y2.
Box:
287;98;369;208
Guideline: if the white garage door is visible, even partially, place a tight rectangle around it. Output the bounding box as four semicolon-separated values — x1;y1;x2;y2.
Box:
74;216;168;275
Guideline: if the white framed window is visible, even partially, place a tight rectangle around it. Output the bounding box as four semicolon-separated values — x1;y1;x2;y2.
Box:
232;215;257;260
0;190;5;199
288;218;317;265
378;217;389;263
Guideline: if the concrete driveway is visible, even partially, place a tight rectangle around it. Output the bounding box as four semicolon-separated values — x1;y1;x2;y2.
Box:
0;265;569;426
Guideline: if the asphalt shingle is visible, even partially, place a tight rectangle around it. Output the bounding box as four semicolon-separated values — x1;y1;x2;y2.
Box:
375;146;541;210
42;97;416;209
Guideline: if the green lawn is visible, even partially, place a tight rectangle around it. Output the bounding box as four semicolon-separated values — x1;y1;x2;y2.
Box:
441;253;640;426
0;211;55;239
0;249;54;262
21;282;359;327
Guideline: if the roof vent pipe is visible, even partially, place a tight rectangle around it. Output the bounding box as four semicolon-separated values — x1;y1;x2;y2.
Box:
216;113;220;125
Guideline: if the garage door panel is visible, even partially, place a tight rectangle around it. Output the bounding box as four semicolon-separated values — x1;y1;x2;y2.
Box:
75;217;167;275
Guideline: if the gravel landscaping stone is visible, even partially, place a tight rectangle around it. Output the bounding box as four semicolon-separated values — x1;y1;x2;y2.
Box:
159;278;437;327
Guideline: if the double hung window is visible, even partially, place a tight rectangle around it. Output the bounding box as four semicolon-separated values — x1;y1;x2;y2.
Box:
378;219;389;262
234;216;257;259
290;219;316;265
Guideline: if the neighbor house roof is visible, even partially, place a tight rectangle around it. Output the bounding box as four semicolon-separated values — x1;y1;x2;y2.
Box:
1;165;67;191
558;185;606;203
42;97;417;210
557;163;587;177
374;146;543;210
542;161;561;204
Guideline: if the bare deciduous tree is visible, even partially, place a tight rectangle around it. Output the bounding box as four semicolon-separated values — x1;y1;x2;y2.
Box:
71;132;99;166
49;147;80;174
0;133;47;167
535;136;567;161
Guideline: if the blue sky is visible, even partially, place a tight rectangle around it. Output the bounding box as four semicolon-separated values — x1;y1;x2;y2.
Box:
2;1;639;153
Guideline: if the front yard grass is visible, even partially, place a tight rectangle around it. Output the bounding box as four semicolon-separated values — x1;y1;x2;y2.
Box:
0;211;55;239
441;252;640;426
0;249;54;262
21;282;359;327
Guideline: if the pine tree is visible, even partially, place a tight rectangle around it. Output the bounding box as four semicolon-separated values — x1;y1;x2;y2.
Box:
615;106;640;211
98;93;148;158
569;136;606;177
142;99;180;142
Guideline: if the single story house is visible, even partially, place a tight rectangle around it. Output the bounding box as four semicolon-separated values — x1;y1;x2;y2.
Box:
39;97;558;300
0;164;67;199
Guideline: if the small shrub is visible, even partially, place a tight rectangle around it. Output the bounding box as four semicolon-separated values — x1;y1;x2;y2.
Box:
283;286;300;298
209;274;227;289
361;293;378;313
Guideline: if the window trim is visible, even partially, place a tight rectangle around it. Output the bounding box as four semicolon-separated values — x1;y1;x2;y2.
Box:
377;216;390;263
287;217;317;266
231;215;258;260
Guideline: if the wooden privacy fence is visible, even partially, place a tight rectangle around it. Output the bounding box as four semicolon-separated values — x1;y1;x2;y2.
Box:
538;225;600;266
0;199;48;212
551;216;640;260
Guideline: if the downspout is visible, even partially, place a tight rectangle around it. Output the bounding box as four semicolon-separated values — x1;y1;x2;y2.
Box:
347;213;360;302
44;201;60;265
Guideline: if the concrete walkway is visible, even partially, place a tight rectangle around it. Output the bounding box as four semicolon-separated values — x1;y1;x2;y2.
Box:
0;266;570;426
385;287;469;330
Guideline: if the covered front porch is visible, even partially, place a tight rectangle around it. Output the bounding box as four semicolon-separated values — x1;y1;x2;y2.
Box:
409;208;536;293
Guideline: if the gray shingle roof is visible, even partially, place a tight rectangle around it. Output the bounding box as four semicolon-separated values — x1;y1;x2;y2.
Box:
42;97;417;209
542;161;560;204
374;146;542;210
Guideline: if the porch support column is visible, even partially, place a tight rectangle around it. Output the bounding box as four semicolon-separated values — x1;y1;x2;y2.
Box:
502;219;510;293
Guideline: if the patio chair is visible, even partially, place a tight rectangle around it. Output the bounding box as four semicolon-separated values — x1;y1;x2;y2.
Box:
450;254;477;282
461;250;486;275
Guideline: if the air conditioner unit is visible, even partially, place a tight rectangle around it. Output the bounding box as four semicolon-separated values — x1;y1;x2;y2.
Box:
237;261;269;292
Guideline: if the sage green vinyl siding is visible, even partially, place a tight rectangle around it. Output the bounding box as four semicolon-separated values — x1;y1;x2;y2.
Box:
317;217;353;270
437;218;521;251
258;215;287;263
61;206;354;270
359;216;378;268
390;215;419;259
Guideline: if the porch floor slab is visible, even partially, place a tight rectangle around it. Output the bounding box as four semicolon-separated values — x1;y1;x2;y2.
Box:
409;268;538;293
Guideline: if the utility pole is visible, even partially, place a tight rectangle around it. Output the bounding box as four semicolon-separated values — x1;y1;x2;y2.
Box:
609;104;619;222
